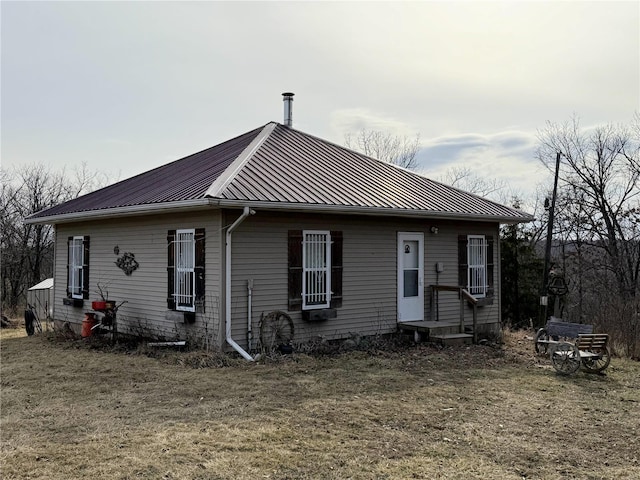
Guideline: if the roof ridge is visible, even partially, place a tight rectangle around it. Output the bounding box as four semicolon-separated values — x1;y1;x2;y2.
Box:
204;122;277;198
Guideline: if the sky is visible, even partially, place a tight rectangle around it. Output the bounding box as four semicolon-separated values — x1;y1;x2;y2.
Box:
2;1;638;204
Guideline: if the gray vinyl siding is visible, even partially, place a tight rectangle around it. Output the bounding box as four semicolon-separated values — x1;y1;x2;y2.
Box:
226;210;501;350
53;210;223;345
51;207;500;351
426;223;501;327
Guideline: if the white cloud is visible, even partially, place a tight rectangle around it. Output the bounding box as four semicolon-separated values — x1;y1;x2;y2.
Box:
418;130;544;198
1;1;637;204
329;108;419;139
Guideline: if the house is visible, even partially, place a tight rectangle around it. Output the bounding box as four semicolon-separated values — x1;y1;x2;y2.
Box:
25;97;533;358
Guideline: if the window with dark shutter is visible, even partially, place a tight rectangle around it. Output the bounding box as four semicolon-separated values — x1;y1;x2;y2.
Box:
82;236;90;299
302;231;331;309
458;234;494;303
67;235;89;300
486;236;494;299
288;230;303;310
468;235;487;296
167;230;176;309
195;228;205;306
288;230;343;311
330;231;343;308
66;237;72;298
167;228;205;312
458;235;468;289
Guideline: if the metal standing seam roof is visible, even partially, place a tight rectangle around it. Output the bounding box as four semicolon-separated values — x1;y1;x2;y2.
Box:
28;126;264;219
28;278;54;290
220;124;532;221
27;122;533;223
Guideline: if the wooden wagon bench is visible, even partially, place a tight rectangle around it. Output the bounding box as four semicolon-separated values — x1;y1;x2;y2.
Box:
534;318;611;375
534;318;593;353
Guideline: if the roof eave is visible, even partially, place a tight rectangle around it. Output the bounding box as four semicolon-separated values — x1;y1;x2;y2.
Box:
214;199;534;224
24;197;534;226
23;198;216;225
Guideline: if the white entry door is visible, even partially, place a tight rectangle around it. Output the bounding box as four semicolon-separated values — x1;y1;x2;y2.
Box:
397;232;424;322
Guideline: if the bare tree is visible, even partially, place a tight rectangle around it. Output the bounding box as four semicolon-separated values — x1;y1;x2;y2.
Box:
537;116;640;297
344;129;421;170
537;115;640;355
438;165;507;199
1;163;110;313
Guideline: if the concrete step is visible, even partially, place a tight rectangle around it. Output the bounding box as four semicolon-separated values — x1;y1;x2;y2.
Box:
431;333;474;346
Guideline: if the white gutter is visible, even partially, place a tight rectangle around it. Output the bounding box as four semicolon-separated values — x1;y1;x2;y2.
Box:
212;199;534;224
26;190;532;226
24;198;216;225
225;206;256;361
25;198;531;227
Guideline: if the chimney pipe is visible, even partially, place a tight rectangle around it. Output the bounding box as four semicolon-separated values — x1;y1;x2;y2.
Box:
282;92;294;127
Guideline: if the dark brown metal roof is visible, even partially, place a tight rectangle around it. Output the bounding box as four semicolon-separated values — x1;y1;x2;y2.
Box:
29;126;264;219
219;124;531;221
28;122;532;223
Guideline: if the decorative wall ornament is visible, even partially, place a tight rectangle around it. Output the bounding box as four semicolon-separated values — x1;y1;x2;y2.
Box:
115;252;139;276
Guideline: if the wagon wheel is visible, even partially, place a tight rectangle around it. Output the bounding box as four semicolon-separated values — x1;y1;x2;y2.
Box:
581;347;611;374
550;342;581;375
534;328;550;354
260;310;294;352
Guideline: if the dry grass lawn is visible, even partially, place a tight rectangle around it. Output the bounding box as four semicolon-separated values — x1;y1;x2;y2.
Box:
1;327;639;479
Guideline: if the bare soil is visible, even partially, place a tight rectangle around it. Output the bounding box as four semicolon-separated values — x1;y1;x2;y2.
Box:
1;326;638;479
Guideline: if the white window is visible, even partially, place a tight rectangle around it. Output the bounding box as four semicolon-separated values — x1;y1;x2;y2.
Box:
468;235;487;297
68;236;84;299
302;231;331;309
175;229;196;312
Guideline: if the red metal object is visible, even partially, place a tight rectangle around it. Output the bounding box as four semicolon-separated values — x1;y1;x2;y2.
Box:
92;301;106;310
81;312;97;337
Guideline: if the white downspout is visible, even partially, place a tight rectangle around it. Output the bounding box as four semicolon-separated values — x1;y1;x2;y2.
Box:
247;279;254;351
225;206;256;361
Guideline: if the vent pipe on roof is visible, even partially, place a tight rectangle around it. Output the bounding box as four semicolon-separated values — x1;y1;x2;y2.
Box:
282;92;294;127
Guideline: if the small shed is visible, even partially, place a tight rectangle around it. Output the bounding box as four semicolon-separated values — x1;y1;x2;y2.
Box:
27;278;54;321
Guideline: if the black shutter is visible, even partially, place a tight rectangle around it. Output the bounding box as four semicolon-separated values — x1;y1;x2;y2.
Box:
167;230;176;310
195;228;205;305
288;230;302;310
82;236;90;299
330;231;343;308
458;235;468;288
66;237;72;298
486;235;494;298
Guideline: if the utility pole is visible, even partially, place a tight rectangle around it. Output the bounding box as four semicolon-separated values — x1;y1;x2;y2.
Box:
539;151;561;328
